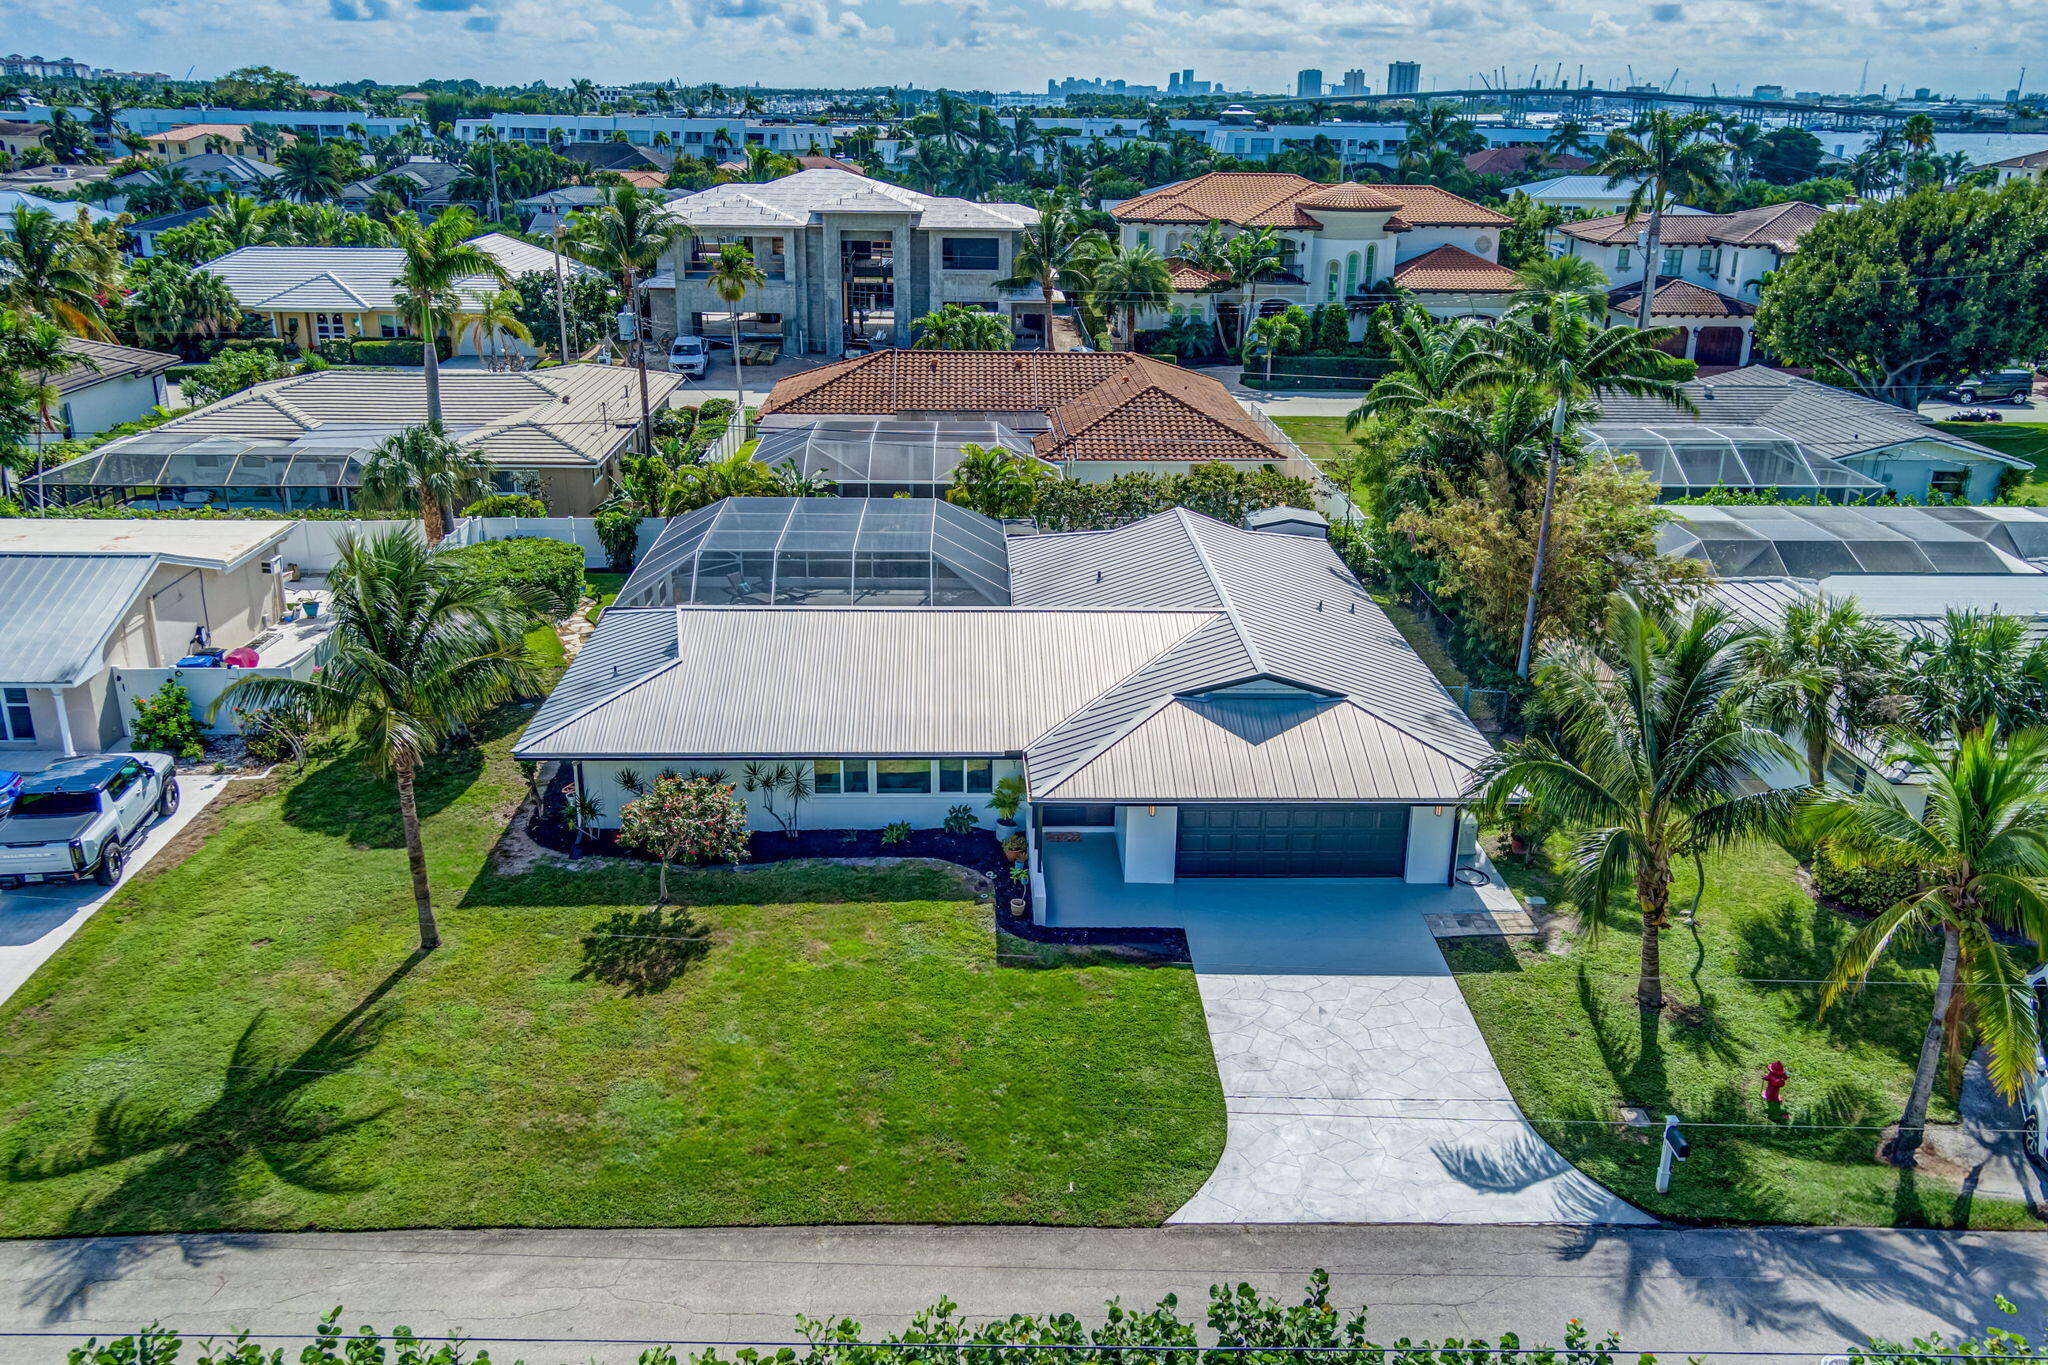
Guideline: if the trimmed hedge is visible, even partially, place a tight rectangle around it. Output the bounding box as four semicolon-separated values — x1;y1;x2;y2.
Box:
437;535;585;618
348;336;456;365
462;493;550;517
1811;848;1920;919
1240;355;1397;391
218;337;300;360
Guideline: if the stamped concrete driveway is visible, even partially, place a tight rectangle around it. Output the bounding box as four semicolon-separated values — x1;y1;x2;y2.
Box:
1043;840;1648;1225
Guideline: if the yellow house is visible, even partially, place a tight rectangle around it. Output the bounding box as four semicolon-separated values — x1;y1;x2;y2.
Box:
0;120;49;160
144;123;291;159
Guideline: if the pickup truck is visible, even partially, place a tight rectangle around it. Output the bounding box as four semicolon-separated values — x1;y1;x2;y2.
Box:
0;753;179;889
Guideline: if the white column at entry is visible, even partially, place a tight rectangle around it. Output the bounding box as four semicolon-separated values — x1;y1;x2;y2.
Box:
49;687;76;757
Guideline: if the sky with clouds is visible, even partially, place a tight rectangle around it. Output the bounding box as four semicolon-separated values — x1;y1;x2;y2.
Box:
7;0;2039;101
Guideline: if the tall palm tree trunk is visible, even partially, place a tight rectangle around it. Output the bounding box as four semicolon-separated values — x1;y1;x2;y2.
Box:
1636;855;1672;1011
729;309;745;409
395;753;440;951
1893;926;1960;1166
1635;199;1664;331
1042;280;1056;352
420;297;443;427
626;265;653;455
1516;433;1565;678
418;476;446;544
1804;703;1830;788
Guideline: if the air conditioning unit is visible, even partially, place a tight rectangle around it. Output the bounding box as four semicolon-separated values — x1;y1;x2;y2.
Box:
260;555;286;575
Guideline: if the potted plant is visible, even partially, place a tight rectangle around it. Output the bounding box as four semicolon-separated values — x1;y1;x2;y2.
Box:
1002;831;1027;864
987;775;1026;828
1008;864;1029;916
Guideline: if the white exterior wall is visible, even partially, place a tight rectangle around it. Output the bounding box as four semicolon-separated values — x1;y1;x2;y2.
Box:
1114;803;1179;883
60;373;168;440
572;757;1023;832
1402;805;1456;885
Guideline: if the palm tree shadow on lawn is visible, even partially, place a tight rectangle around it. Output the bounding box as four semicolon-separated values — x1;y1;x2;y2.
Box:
7;953;424;1321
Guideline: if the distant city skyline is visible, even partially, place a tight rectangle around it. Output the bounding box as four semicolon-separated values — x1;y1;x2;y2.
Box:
5;0;2041;103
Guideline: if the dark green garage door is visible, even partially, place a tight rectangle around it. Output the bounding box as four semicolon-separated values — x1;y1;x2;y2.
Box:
1175;804;1411;878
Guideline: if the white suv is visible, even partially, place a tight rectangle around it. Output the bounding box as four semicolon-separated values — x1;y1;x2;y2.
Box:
667;336;708;379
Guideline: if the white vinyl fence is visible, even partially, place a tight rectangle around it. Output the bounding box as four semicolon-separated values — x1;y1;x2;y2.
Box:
113;642;331;738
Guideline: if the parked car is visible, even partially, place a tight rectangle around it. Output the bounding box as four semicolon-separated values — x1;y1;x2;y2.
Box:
667;335;708;379
0;770;20;818
0;753;179;889
1945;370;2037;404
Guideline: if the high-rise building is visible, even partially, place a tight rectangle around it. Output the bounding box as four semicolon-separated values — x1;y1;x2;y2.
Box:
1340;68;1367;96
1387;61;1421;96
1296;69;1324;98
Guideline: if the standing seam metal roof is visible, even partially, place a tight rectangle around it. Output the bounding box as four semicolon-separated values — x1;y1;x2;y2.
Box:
0;553;157;687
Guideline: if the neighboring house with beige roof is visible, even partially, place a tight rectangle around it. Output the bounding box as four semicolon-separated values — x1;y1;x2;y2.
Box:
27;365;681;516
1987;148;2048;185
1549;201;1825;366
756;349;1307;481
649;169;1041;355
1108;171;1517;329
142;123;291;159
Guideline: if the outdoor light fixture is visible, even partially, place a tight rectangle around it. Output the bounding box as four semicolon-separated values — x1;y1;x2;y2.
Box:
1147;805;1157;816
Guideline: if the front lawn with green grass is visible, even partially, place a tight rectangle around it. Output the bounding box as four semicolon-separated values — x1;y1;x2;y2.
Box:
0;715;1224;1236
1448;838;2035;1228
1931;421;2048;503
1273;416;1359;466
586;569;627;624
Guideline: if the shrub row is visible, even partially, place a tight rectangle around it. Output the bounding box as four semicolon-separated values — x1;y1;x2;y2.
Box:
436;535;585;618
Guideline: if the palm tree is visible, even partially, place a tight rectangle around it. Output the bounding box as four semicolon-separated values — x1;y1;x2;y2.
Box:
1898;113;1938;155
210;195;286;249
706;242;768;408
1899;610;2048;735
0;206;108;337
123;260;240;352
571;78;599;114
0;307;71;498
1476;593;1799;1011
1543;120;1594;160
40;109;97;164
949;143;1001;201
1000;194;1107;351
903;139;954;195
1220;227;1285;351
1089;243;1173;350
947;442;1051;519
933;91;972;152
1398;104;1484;165
216;529;538;952
1484;295;1696;675
1847;148;1904;198
359;423;493;544
911;302;1014;350
1593;111;1732;328
1350;311;1506;426
1742;593;1904;787
1510;254;1610;316
82;82;125;149
1242;310;1302;384
456;288;534;364
571;185;685;446
1807;723;2048;1166
1722;122;1769;185
390;207;508;429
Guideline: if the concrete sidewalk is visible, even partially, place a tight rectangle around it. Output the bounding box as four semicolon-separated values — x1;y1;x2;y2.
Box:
0;1223;2039;1362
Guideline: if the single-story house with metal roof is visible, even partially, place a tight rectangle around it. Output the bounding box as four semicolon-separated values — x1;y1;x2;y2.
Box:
1592;366;2028;503
26;363;682;516
0;519;293;756
515;499;1497;914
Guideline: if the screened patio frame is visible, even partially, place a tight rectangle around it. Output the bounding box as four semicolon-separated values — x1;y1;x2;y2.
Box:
1587;422;1884;500
752;419;1047;498
614;497;1014;608
1659;505;2025;578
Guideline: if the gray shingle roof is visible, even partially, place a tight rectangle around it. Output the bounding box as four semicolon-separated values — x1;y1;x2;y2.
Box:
0;553;155;687
52;336;181;396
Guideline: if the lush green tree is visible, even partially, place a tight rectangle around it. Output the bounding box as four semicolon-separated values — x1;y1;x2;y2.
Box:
359;423;494;544
0;307;70;490
1593;111;1732;328
1742;593;1904;786
182;347;287;404
1241;310;1302;383
910;302;1014;351
617;774;752;902
1898;609;2048;733
507;268;615;358
1496;190;1564;270
0;206;108;337
946;442;1055;518
1510;253;1611;315
391;207;509;427
1089;243;1173;350
217;530;537;950
454;288;534;363
1477;593;1797;1010
1219;227;1286;351
274;138;361;202
1755;126;1825;185
1350;311;1506;426
1808;723;2048;1165
999;192;1107;351
1755;183;2048;410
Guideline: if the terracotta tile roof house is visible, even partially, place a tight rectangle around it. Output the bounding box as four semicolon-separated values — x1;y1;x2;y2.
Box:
1110;172;1517;326
1463;147;1592;176
1392;245;1518;293
1167;262;1229;292
759;350;1293;465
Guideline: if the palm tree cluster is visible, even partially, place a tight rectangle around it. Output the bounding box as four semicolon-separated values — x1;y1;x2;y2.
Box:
1486;582;2048;1170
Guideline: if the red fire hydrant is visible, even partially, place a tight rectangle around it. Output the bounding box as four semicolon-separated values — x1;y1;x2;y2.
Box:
1762;1061;1788;1105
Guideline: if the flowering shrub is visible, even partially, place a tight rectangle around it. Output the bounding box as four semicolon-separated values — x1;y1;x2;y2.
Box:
616;774;750;901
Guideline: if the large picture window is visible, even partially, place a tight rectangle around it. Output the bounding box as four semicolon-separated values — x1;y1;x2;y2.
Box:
938;758;992;793
875;759;933;793
940;237;1000;270
812;758;870;794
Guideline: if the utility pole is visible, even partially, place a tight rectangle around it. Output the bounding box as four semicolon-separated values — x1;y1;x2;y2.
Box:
551;224;573;363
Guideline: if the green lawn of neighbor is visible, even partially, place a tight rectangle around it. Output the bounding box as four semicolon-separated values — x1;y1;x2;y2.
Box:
586;570;627;624
1448;838;2036;1229
0;713;1224;1236
1273;416;1358;466
1932;421;2048;503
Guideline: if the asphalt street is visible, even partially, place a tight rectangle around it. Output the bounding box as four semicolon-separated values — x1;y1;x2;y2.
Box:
0;1222;2037;1364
